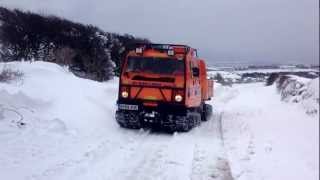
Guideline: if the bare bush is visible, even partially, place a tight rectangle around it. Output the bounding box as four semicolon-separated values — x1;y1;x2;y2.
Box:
53;47;76;65
276;75;307;102
0;67;24;83
214;73;233;87
276;75;290;92
266;73;279;86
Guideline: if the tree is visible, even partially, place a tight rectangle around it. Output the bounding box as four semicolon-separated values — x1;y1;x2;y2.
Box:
0;7;150;81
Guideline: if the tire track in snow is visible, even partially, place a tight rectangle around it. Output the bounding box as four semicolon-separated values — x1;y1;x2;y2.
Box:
29;113;233;180
68;129;154;180
190;112;233;180
116;134;186;180
28;129;150;180
96;132;196;180
113;114;227;180
215;111;234;180
74;122;224;180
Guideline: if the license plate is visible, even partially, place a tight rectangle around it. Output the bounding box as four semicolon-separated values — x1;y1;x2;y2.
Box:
118;104;139;111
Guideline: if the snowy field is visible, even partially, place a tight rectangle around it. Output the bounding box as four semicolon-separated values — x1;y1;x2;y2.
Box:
0;61;319;180
207;67;319;83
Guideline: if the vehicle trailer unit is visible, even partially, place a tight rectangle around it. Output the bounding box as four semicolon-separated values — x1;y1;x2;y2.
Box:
116;43;214;132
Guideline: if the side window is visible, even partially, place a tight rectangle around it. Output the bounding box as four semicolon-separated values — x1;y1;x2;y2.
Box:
189;61;193;78
192;67;200;77
190;61;199;78
193;50;198;58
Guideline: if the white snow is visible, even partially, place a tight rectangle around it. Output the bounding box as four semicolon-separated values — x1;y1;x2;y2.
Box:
213;82;319;180
0;61;318;180
236;68;319;74
0;61;229;180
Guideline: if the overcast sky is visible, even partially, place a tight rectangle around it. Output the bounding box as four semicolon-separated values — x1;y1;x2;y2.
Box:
0;0;318;65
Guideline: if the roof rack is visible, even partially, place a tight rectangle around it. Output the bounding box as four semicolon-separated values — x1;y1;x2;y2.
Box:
134;43;191;54
135;43;189;48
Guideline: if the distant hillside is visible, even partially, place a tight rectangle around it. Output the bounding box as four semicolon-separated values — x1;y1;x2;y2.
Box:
0;7;150;81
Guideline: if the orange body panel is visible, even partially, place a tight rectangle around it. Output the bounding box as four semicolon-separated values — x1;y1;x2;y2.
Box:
131;87;172;102
184;53;201;108
199;60;214;101
119;44;213;108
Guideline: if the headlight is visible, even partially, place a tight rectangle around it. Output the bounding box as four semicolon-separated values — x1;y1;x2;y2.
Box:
135;47;143;54
121;91;129;98
175;95;183;102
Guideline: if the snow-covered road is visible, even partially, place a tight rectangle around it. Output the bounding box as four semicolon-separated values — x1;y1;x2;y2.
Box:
30;115;232;180
61;119;232;180
0;62;232;180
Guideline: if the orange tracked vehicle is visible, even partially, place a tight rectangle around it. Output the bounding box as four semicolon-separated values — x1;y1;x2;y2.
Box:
116;44;213;132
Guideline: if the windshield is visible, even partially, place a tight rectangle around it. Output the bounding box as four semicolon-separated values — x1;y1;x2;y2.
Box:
125;57;184;75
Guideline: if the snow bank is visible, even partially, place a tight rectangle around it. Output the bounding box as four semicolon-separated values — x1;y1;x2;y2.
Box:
212;83;319;180
0;61;120;180
276;75;319;115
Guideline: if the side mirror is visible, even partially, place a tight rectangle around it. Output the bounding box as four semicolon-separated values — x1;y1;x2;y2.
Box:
192;67;199;77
